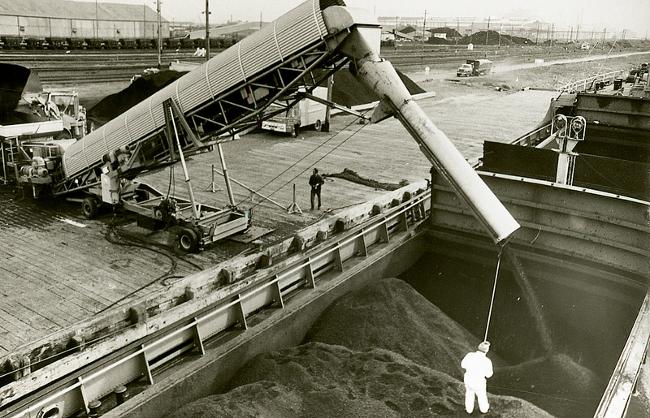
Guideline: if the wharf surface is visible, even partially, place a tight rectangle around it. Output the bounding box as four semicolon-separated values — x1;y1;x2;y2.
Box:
0;88;556;358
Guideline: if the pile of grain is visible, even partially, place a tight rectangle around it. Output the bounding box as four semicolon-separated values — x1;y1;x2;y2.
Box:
306;277;492;377
174;343;552;418
493;354;604;418
171;277;603;417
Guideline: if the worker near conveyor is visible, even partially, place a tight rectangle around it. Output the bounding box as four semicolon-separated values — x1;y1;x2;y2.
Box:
309;168;324;210
461;341;493;414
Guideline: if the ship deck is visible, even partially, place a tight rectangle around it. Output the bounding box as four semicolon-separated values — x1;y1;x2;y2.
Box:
0;88;557;358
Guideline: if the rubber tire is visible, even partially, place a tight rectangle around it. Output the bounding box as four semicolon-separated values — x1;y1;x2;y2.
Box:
314;119;322;132
134;189;150;203
175;227;199;253
81;197;99;219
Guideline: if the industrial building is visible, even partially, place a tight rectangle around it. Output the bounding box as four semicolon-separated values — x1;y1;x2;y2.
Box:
0;0;169;40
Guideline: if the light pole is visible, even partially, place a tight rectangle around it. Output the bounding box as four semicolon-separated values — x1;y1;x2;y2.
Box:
95;0;98;39
205;0;210;61
143;1;146;38
422;10;427;44
157;0;161;67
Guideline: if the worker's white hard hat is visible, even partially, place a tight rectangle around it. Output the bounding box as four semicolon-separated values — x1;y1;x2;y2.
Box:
478;341;490;353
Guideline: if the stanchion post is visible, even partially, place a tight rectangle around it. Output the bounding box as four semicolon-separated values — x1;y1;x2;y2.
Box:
287;183;303;214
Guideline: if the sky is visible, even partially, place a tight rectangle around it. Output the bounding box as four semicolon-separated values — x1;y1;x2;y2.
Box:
81;0;650;37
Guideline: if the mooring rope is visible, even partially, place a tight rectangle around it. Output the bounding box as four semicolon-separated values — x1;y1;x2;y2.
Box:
484;248;503;342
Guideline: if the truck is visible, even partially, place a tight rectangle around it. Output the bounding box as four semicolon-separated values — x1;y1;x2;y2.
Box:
1;65;86;188
457;59;493;77
261;86;328;136
23;90;86;139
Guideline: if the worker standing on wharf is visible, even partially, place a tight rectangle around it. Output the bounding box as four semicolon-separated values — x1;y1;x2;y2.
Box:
461;341;493;414
309;168;324;210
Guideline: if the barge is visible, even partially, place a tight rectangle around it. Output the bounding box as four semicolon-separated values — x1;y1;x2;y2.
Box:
0;1;648;417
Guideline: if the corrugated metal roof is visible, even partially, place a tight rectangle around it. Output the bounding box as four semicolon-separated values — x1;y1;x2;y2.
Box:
0;0;166;22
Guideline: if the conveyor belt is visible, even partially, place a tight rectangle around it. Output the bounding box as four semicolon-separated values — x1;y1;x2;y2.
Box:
59;0;346;191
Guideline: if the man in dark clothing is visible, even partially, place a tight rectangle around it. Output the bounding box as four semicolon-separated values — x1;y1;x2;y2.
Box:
309;168;324;210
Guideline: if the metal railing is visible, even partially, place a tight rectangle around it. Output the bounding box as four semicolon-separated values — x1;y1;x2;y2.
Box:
3;191;430;418
510;123;553;147
594;291;650;418
557;70;625;93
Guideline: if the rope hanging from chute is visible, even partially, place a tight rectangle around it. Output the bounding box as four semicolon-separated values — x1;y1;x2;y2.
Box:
483;247;504;342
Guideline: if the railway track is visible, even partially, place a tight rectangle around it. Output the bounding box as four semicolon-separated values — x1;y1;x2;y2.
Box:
1;49;210;83
0;46;635;84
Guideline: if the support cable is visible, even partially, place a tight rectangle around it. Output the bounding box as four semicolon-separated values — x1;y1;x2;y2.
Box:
233;111;370;208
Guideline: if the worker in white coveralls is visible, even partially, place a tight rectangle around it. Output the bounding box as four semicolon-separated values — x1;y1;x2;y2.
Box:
461;341;493;414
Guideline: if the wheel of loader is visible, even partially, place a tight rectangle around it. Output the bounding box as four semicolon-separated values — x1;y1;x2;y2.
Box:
314;119;322;132
175;226;199;253
81;196;100;219
134;189;150;203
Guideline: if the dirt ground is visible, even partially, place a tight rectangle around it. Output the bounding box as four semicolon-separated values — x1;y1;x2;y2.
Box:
47;50;650;118
411;52;650;98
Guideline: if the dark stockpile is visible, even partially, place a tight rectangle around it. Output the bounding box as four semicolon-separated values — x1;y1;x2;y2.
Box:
323;169;409;191
458;30;533;45
87;70;187;126
86;67;423;127
331;69;425;107
429;27;462;39
426;27;462;44
174;343;553;418
306;277;493;377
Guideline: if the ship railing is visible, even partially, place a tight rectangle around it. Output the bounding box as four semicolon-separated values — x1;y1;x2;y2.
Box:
2;190;431;418
557;70;626;93
510;123;553;147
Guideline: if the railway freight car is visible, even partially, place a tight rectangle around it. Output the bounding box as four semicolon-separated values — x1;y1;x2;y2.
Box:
0;0;170;49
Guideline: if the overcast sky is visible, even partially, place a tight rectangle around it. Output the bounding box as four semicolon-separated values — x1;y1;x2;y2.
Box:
85;0;649;36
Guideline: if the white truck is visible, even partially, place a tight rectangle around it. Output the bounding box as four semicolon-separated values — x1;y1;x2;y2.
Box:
262;86;328;136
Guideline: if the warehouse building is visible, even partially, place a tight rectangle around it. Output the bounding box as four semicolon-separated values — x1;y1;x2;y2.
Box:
0;0;169;40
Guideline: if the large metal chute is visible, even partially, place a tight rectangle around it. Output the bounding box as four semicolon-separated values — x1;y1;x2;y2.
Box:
323;6;520;244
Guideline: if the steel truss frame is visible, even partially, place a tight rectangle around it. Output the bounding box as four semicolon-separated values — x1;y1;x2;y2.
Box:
52;40;349;196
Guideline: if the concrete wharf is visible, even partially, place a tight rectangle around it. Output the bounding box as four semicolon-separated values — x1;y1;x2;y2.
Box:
0;88;557;358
